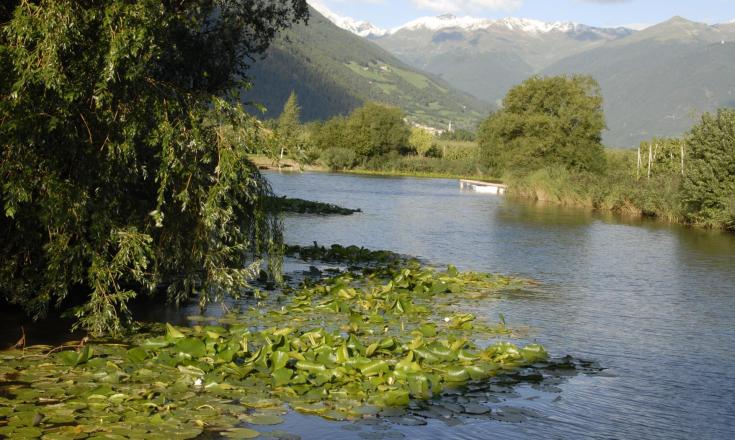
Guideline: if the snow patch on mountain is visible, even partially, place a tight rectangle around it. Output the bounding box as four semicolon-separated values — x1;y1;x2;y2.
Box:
308;1;388;37
308;3;630;38
394;14;579;34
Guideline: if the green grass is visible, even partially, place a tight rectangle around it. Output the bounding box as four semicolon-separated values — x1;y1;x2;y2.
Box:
346;168;493;181
345;61;385;82
392;66;430;89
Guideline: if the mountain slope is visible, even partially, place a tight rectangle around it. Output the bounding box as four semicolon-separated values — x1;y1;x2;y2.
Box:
243;8;489;130
372;14;632;104
543;17;735;146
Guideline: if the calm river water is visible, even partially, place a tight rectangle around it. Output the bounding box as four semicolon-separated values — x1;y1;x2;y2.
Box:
266;171;735;440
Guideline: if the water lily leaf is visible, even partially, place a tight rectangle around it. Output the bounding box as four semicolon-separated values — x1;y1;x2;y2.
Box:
447;265;459;277
383;390;409;407
166;323;186;340
407;374;431;399
521;344;549;363
4;426;43;439
359;360;389;377
307;371;333;386
457;349;478;362
177;365;205;377
126;347;149;364
174;338;206;358
141;337;170;349
222;427;261;439
443;366;470;382
242;413;284;425
465;365;488;381
418;323;437;338
295;360;326;373
272;368;293;386
269;351;289;371
365;342;379;357
57;346;92;367
335;343;350;364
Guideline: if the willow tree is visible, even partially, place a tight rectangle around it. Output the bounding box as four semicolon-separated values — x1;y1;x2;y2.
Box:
0;1;308;336
478;75;607;175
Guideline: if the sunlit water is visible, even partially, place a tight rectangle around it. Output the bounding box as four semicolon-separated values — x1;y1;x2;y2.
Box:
265;171;735;440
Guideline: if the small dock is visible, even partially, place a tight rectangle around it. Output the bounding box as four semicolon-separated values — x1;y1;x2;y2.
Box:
459;179;507;195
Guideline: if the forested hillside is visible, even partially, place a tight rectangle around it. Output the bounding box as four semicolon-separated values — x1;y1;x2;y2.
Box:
243;7;489;130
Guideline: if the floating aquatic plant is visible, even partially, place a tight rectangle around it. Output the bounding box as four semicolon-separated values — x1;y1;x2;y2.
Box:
0;261;578;439
272;197;361;216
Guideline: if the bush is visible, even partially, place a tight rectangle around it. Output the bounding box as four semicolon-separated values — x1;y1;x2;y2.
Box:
681;110;735;229
320;147;359;170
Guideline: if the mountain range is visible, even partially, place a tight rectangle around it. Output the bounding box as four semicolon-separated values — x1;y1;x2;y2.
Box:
247;3;735;147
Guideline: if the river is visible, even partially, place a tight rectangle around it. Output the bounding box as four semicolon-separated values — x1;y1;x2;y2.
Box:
265;171;735;440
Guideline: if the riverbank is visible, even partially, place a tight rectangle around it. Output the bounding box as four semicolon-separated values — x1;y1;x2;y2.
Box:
249;154;496;182
252;152;732;232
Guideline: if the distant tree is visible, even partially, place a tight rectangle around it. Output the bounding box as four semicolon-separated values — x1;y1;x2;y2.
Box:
478;75;607;175
347;103;411;158
439;128;476;142
311;116;350;151
409;127;434;156
276;91;302;158
681;110;735;229
278;91;301;140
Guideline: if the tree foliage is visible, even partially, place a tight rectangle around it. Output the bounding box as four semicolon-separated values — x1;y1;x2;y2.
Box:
681;110;735;230
409;127;434;157
478;75;607;175
0;0;308;335
277;91;302;141
276;90;304;159
347;102;411;158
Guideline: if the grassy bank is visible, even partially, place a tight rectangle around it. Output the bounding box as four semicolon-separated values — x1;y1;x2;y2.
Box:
249;153;498;182
254;131;732;232
502;149;686;224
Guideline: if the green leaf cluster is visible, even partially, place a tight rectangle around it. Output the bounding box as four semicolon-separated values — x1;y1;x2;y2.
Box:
309;102;412;169
0;261;557;439
681;109;735;230
478;75;607;176
0;1;309;336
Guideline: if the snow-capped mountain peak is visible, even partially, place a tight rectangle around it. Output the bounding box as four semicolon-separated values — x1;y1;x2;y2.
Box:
393;15;579;34
308;1;387;37
308;2;628;38
395;14;489;32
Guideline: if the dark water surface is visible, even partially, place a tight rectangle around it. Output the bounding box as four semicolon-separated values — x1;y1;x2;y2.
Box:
266;171;735;440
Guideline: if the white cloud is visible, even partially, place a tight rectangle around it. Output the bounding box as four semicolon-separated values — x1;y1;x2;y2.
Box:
410;0;523;14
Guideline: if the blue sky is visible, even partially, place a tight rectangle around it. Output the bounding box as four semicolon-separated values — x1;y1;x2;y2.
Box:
313;0;735;29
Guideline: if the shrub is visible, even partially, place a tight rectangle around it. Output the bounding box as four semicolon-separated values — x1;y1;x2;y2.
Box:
681;110;735;229
320;147;359;170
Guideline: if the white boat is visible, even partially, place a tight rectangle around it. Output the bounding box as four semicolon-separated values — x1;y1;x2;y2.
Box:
459;179;507;195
